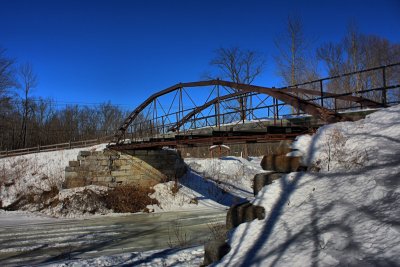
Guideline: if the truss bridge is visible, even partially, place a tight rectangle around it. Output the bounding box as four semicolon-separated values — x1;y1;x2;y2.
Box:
108;63;400;151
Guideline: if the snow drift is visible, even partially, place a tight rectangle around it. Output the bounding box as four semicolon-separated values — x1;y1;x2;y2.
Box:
218;105;400;266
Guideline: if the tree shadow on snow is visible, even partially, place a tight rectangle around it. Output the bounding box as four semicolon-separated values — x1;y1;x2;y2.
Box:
221;128;400;266
179;170;247;207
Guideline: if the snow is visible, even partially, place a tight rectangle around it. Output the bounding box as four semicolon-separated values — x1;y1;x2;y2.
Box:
218;104;400;266
0;144;107;209
147;156;265;212
43;185;112;218
1;105;400;266
0;142;265;217
42;246;204;267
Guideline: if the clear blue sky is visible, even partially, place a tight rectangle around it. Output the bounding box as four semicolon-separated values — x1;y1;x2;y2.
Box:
1;0;399;110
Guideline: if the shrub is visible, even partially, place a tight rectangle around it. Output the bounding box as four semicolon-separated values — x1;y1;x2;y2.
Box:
170;180;180;196
105;184;158;213
168;221;190;248
5;185;60;211
321;127;368;171
207;221;227;241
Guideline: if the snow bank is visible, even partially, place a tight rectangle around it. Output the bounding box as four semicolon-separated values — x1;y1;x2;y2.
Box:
43;185;112;218
185;156;265;199
0;144;107;214
1;139;266;218
289;105;400;171
219;105;400;266
147;156;266;213
43;246;204;267
1;142;266;217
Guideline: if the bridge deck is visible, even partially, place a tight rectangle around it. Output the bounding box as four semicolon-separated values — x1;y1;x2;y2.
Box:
109;126;311;150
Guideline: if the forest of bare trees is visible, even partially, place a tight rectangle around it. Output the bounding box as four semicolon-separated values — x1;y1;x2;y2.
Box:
317;25;400;102
210;19;400;111
0;49;127;150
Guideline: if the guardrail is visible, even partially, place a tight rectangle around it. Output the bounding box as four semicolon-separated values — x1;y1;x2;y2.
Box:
0;136;112;158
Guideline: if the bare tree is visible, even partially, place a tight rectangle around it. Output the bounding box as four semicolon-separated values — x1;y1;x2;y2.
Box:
99;102;125;136
18;62;38;148
275;15;319;113
0;48;15;96
317;42;344;78
0;49;17;149
211;47;265;84
317;42;348;98
210;47;265;121
318;24;400;103
274;15;315;86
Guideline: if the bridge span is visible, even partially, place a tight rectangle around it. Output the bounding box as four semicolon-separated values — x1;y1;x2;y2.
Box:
108;63;399;151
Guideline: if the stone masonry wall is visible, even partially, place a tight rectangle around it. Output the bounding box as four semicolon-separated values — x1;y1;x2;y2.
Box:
178;140;293;158
64;149;187;189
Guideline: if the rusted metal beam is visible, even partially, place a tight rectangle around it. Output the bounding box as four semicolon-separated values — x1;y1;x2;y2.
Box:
114;80;342;143
213;81;343;123
168;91;245;132
282;87;382;108
109;132;302;151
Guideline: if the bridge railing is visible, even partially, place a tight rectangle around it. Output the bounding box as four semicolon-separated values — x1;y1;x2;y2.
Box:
289;63;400;110
0;136;113;158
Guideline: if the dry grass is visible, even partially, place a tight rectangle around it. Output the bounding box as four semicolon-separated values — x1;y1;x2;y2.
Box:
168;221;190;248
5;185;59;211
170;180;180;196
323;127;368;171
105;184;158;213
207;221;227;241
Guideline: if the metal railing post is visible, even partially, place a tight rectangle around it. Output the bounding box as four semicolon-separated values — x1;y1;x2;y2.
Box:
320;80;324;107
382;66;387;106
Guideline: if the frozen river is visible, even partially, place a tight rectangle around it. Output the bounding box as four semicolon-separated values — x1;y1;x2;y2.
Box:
0;208;226;266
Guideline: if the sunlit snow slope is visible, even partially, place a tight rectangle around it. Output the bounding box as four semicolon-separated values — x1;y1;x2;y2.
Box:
219;105;400;267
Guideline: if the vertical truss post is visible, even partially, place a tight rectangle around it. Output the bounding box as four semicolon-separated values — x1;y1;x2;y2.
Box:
276;99;280;123
161;115;165;135
273;98;277;126
296;86;300;116
153;99;157;136
240;96;245;124
179;87;183;131
214;103;218;128
382;66;387;107
320;80;324;107
176;112;179;134
334;98;337;113
216;84;220;130
250;93;253;120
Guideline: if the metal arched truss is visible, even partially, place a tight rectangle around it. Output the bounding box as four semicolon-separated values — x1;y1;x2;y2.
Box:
112;75;388;144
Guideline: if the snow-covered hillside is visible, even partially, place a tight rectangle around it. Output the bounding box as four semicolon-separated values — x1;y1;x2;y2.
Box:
1;104;399;266
0;144;107;208
147;156;265;212
0;140;264;217
218;104;400;266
